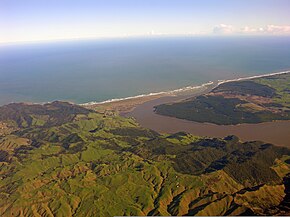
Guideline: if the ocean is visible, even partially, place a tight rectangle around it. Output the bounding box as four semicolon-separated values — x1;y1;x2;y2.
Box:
0;36;290;105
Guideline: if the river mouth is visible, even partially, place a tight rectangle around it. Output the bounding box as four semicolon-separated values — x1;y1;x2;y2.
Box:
126;89;290;147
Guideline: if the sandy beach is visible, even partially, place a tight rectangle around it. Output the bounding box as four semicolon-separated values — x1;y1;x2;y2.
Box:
83;81;216;114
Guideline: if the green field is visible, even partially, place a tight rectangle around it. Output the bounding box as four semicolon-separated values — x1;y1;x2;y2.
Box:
0;101;289;216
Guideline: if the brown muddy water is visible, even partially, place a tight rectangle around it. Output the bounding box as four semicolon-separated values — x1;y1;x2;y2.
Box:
127;92;290;147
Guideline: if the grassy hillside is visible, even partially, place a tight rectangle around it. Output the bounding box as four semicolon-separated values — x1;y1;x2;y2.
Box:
0;101;289;216
155;73;290;125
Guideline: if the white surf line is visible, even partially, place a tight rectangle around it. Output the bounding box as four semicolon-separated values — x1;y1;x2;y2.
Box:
81;81;214;106
216;70;290;86
81;70;290;106
81;92;167;106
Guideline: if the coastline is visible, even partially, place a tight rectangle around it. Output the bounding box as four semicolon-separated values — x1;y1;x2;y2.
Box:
83;70;290;114
1;69;289;146
82;70;290;107
81;80;215;106
3;70;288;145
82;81;216;114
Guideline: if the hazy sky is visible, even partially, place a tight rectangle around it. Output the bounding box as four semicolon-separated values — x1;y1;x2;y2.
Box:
1;0;290;43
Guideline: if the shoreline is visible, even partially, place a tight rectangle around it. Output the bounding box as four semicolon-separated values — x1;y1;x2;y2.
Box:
83;69;290;117
80;80;215;106
83;82;216;115
2;70;289;109
1;70;289;146
81;70;290;107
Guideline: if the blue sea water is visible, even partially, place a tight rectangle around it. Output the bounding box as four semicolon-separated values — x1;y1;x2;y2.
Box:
0;36;290;105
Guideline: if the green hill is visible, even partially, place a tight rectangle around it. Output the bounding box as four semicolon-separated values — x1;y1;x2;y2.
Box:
0;101;289;216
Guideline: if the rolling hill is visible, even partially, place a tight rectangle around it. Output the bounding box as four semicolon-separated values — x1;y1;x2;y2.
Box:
0;101;289;216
